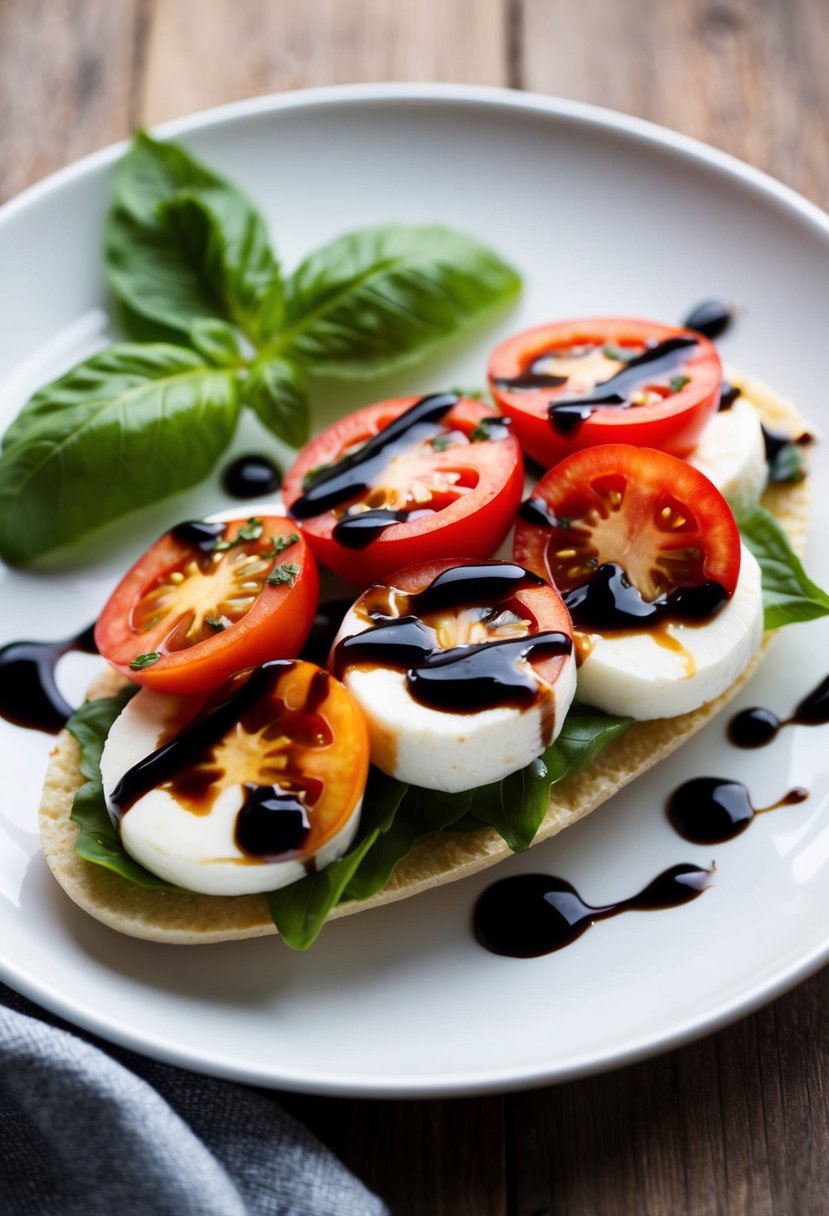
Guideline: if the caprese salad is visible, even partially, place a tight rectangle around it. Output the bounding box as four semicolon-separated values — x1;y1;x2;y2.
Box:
48;313;822;947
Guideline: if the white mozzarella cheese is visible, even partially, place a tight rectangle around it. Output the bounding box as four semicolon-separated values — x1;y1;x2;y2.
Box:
574;544;764;720
687;397;767;511
332;605;577;793
100;688;361;895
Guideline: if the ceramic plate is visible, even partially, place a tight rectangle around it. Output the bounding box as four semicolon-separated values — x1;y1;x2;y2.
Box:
2;85;828;1096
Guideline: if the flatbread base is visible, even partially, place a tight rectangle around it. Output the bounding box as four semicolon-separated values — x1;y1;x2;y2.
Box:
38;369;814;943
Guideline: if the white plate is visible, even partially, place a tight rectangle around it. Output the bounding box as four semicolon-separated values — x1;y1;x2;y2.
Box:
2;84;828;1097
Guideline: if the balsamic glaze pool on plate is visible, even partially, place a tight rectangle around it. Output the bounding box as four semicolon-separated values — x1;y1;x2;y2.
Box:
473;864;712;958
0;623;98;733
222;454;282;499
667;777;809;844
728;675;829;748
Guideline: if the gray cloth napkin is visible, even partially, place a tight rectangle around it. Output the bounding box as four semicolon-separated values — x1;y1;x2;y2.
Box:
0;982;387;1216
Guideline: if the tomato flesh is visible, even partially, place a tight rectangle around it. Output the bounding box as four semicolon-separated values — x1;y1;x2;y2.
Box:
488;318;722;467
282;395;524;584
513;445;741;607
96;515;319;694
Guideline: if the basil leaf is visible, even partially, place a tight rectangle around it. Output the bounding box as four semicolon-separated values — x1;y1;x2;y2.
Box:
278;224;521;378
736;503;829;628
266;767;408;950
189;318;244;367
241;356;310;448
469;706;631;851
106;132;283;345
67;690;177;890
0;344;239;564
343;784;474;902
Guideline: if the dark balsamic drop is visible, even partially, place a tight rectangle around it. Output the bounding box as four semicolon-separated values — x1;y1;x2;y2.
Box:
171;519;226;552
473;864;712;958
718;382;741;411
727;706;780;748
234;784;310;857
333;508;415;549
667;776;809;844
222;454;282;500
518;496;562;530
727;674;829;749
682;299;734;339
562;563;727;631
0;623;98;733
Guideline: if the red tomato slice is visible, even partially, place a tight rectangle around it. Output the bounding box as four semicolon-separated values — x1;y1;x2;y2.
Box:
96;516;318;694
488;318;722;467
282;393;524;584
513;445;741;614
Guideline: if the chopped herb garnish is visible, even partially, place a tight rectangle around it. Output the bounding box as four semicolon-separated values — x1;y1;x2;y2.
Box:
470;415;512;442
430;435;453;452
602;344;634;362
129;652;161;670
302;464;329;491
213;516;264;551
205;616;226;632
267;561;301;588
669;374;690;394
449;385;490;402
265;531;299;556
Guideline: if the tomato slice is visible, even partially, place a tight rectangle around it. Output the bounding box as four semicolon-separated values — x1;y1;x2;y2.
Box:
282;393;524;584
96;516;319;694
513;445;741;628
488;318;722;467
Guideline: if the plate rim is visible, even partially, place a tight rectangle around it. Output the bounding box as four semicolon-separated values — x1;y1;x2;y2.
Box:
2;81;828;1097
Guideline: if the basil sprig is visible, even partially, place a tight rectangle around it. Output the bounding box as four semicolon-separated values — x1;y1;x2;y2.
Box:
0;133;521;565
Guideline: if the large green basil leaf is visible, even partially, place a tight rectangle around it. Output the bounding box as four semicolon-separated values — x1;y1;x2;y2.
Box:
736;503;829;628
266;767;409;950
241;356;310;449
0;344;239;564
105;132;283;345
469;706;632;851
278;224;521;378
67;690;177;889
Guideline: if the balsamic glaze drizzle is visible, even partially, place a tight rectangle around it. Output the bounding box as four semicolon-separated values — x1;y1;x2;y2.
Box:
170;519;226;552
289;393;459;522
682;299;734;340
667;776;808;844
728;675;829;748
110;662;285;817
543;336;700;436
333;563;572;716
234;784;310;857
562;563;727;631
0;623;98;734
473;865;712;957
222;454;282;499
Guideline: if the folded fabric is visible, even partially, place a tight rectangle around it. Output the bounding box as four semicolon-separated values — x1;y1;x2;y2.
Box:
0;982;387;1216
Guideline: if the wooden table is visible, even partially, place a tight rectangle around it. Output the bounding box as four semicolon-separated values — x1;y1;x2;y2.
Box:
2;2;827;1211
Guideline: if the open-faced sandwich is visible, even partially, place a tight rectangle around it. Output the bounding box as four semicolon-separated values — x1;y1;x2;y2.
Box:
36;313;823;948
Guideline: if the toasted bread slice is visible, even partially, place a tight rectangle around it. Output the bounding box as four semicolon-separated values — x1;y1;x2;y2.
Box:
38;371;813;942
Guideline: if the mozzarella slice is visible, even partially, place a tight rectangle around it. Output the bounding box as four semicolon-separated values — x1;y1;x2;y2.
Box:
332;605;577;794
574;544;764;719
687;397;767;512
100;685;361;896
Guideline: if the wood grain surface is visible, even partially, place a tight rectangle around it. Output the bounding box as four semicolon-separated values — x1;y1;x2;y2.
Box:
1;2;827;1213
